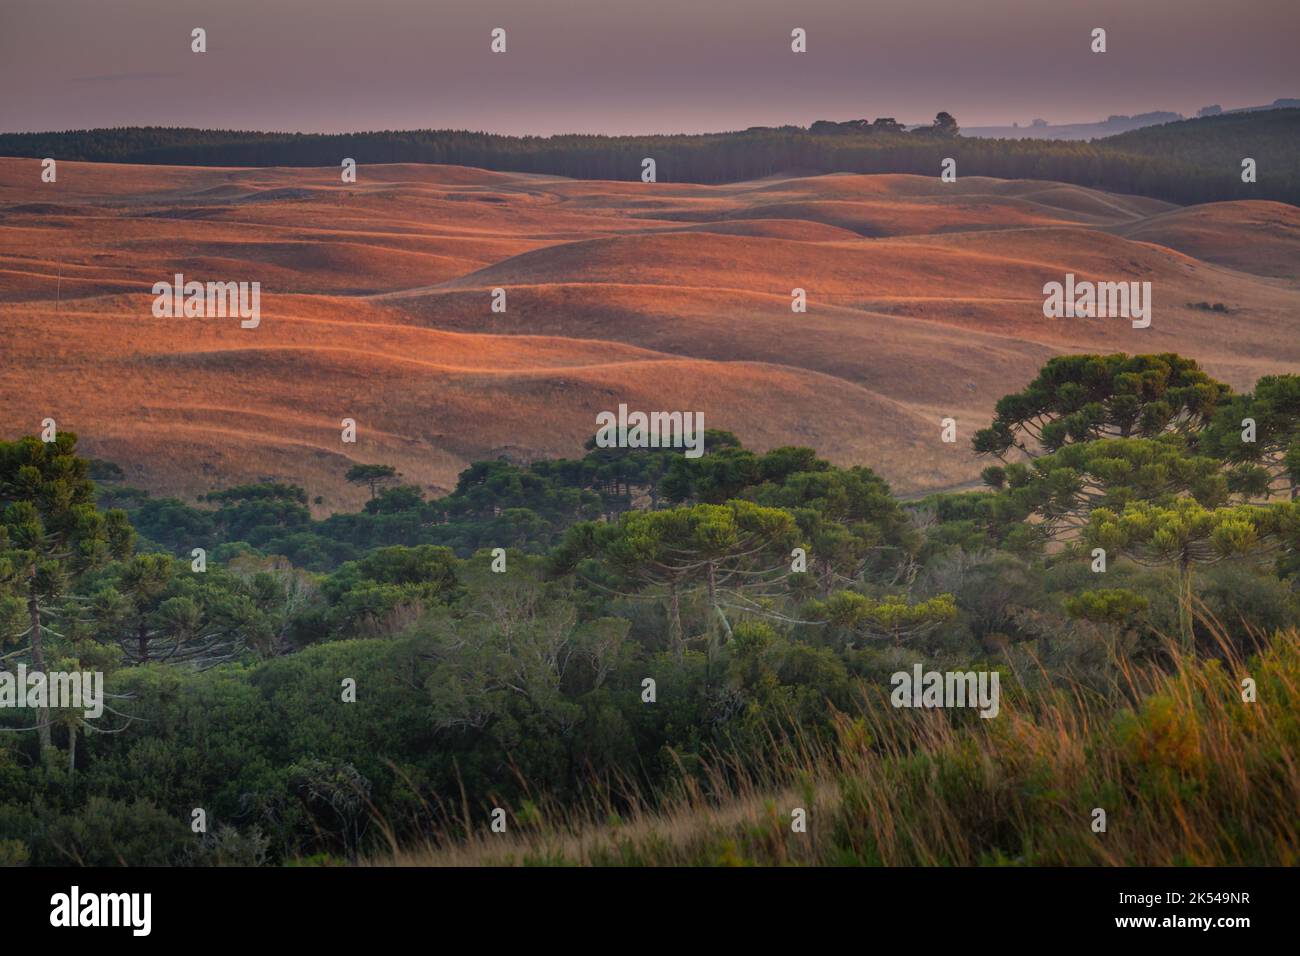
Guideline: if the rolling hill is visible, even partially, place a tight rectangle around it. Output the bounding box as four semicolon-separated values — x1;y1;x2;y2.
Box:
2;157;1298;510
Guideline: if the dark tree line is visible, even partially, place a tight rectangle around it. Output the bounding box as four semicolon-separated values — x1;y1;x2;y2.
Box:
2;109;1297;205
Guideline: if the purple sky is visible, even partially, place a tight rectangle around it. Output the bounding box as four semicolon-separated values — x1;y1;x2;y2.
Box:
2;0;1297;135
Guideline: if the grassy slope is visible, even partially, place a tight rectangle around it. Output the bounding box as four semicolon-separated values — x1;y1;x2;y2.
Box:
372;627;1300;867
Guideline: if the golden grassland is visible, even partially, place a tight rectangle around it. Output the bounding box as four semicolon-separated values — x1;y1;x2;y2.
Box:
2;158;1299;510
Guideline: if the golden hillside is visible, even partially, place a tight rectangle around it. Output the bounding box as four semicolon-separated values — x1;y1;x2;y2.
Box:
2;158;1298;510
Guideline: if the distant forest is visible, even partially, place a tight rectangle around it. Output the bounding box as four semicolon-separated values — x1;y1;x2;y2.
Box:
1;109;1298;206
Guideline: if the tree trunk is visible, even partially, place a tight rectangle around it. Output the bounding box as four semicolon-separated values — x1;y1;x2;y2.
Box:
668;581;683;660
818;558;834;595
1178;552;1194;651
138;619;150;663
706;563;732;661
712;567;733;642
28;588;52;758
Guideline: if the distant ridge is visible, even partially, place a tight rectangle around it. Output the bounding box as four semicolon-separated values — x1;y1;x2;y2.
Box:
1;108;1297;206
965;111;1185;141
964;98;1300;140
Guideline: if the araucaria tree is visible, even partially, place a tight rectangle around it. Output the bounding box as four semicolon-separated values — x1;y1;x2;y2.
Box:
973;353;1229;463
345;463;401;500
557;501;797;660
0;434;134;759
1084;498;1289;647
1200;375;1300;500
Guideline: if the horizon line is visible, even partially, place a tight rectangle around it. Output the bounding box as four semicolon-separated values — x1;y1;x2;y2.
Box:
4;96;1297;140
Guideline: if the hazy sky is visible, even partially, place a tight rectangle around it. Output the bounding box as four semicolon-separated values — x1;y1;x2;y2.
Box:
2;0;1297;135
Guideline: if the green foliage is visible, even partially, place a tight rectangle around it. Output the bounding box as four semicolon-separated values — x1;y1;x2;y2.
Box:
345;464;400;500
1085;497;1292;646
1085;498;1279;566
0;432;135;759
42;797;193;866
319;545;461;640
999;434;1231;540
1201;374;1300;499
3;349;1300;865
1063;588;1150;624
202;483;307;506
1101;107;1300;203
85;552;276;665
973;353;1229;462
562;500;798;654
806;591;958;646
110;443;692;569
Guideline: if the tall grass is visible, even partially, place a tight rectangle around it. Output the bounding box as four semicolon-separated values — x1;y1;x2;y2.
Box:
369;620;1300;867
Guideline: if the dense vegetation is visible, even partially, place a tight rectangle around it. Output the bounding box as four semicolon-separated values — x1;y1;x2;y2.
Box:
389;626;1300;866
2;353;1298;866
3;108;1297;206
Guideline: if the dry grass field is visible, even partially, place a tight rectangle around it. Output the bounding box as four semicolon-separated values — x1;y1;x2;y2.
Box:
2;158;1298;510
